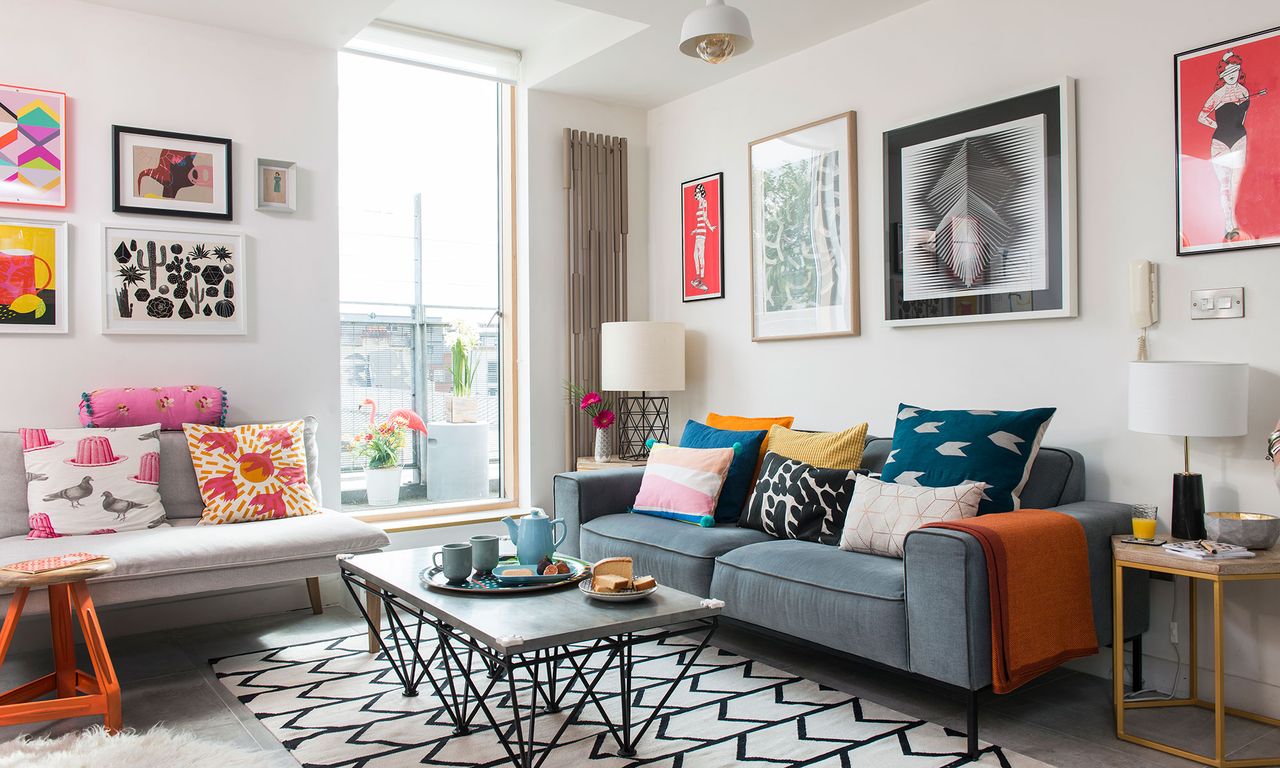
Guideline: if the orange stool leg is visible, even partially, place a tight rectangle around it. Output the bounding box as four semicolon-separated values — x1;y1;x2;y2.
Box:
0;587;29;669
71;582;120;733
49;584;77;697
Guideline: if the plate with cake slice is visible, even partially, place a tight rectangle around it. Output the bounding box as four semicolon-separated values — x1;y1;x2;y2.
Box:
580;556;658;602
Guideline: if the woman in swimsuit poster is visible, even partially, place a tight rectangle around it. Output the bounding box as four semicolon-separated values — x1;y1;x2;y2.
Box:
681;172;724;301
1176;27;1280;255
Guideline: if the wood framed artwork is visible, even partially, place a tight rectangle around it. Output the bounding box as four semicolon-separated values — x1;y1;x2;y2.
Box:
0;218;68;333
681;172;723;302
112;126;232;220
883;79;1078;327
102;225;245;335
749;112;858;341
1176;26;1280;256
0;84;67;208
256;158;297;213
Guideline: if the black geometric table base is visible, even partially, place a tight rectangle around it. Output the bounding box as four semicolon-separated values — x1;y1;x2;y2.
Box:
342;573;717;768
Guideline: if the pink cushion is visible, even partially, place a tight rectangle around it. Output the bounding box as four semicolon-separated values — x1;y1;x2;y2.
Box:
80;386;227;431
633;444;734;519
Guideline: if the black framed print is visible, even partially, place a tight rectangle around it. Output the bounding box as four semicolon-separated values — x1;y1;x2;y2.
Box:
112;126;232;220
883;80;1078;326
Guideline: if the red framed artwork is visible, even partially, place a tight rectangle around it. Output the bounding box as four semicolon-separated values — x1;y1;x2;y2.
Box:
681;172;723;301
0;83;68;208
1176;26;1280;255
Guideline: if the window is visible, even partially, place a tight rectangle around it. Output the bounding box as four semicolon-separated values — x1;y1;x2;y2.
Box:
338;52;516;512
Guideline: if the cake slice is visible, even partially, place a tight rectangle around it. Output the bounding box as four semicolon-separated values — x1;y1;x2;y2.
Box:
593;574;632;593
632;575;657;591
592;556;633;591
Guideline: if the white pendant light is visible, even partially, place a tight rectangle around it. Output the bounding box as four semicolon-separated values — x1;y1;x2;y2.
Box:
679;0;753;64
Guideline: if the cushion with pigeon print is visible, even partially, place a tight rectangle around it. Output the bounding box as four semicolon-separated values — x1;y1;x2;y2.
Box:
184;420;319;525
879;404;1056;514
740;452;860;545
21;423;168;538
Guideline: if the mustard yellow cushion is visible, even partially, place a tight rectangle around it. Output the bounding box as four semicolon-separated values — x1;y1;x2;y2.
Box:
766;423;869;470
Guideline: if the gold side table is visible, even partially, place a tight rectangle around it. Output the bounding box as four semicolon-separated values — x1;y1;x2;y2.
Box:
1112;537;1280;767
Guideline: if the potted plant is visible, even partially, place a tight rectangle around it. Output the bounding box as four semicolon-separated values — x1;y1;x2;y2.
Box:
446;319;481;423
352;399;428;507
565;382;616;462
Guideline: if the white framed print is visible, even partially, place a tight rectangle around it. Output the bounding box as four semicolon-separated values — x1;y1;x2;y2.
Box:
748;112;859;341
103;225;246;335
0;218;69;333
256;158;296;212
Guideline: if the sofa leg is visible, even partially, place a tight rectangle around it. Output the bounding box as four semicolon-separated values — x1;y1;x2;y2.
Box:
306;577;323;615
966;689;979;759
366;585;382;654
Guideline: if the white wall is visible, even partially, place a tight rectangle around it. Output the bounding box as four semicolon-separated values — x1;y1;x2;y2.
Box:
0;0;343;497
518;88;648;510
645;0;1280;713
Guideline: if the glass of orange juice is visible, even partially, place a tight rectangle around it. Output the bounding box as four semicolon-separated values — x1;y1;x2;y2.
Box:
1131;504;1158;541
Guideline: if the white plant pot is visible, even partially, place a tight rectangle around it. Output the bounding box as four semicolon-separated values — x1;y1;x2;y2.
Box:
365;466;402;507
448;396;479;423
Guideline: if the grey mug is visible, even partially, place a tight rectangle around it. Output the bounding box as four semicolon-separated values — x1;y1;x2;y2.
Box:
470;534;500;574
432;542;473;583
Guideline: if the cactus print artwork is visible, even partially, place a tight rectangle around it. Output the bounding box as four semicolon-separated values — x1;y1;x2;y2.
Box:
103;227;245;335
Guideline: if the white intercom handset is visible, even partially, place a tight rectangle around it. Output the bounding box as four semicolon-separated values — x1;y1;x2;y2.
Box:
1129;260;1159;360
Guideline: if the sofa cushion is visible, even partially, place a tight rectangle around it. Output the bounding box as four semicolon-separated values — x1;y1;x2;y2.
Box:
678;420;767;523
740;452;858;545
710;539;908;668
183;419;320;525
0;511;387;595
580;513;772;597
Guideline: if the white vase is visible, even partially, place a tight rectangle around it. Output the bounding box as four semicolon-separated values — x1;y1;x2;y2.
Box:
448;396;479;423
365;466;402;507
594;428;611;463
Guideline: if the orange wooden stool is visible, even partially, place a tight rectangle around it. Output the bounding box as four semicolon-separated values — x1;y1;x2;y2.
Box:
0;558;120;731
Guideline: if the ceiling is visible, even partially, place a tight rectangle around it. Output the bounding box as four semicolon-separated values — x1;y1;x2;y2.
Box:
82;0;930;109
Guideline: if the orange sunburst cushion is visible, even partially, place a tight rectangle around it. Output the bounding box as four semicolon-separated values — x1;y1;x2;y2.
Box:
183;420;320;525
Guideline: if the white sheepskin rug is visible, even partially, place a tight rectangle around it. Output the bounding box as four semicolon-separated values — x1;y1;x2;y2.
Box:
0;726;268;768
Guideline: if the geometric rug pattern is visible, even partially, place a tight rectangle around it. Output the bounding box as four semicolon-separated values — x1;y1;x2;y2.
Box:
212;633;1052;768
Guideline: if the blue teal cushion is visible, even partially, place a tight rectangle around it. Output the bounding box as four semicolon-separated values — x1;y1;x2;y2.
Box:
679;420;767;522
879;404;1056;513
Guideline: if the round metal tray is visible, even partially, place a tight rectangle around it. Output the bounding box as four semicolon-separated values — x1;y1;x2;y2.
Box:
420;554;591;594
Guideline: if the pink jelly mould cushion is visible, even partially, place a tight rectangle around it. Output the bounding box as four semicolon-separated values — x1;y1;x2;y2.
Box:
80;386;228;431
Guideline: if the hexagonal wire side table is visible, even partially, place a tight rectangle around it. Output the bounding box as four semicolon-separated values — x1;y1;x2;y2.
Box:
1112;537;1280;768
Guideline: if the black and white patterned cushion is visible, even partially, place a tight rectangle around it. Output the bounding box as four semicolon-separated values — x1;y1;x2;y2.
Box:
740;452;860;545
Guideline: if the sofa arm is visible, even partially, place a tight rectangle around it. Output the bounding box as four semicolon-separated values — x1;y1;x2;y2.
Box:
552;468;645;557
903;501;1151;691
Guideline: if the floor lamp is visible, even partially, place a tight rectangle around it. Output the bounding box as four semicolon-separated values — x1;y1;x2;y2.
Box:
601;322;686;460
1127;361;1249;540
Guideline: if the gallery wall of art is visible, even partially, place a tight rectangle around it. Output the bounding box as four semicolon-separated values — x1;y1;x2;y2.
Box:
644;0;1280;713
0;0;343;495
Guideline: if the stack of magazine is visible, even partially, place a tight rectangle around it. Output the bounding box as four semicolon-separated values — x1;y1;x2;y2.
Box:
1162;540;1255;560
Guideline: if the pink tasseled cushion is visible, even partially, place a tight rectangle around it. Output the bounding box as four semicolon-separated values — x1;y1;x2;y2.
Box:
79;386;227;431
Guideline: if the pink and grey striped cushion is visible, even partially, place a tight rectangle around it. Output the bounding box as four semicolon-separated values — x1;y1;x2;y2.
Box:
633;444;734;520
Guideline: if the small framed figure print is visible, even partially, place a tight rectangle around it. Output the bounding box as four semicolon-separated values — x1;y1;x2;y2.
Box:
113;126;232;220
256;158;296;213
681;172;723;301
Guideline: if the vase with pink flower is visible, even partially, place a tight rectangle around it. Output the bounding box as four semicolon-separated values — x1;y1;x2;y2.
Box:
566;383;616;463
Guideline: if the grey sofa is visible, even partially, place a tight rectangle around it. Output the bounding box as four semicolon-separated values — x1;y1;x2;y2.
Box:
555;436;1150;756
0;417;389;616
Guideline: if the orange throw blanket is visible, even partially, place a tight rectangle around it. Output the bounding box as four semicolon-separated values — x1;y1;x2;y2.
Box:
922;509;1098;693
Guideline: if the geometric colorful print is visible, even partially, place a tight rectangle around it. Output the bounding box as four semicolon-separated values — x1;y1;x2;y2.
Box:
0;83;67;207
184;420;320;525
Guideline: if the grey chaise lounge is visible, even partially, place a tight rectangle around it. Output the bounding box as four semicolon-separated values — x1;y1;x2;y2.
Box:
0;417;389;618
555;436;1151;757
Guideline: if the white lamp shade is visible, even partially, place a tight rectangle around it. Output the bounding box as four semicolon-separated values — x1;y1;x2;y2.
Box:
679;0;754;58
601;322;686;392
1128;361;1249;437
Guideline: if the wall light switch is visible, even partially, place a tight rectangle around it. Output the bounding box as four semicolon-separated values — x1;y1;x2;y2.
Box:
1190;287;1244;319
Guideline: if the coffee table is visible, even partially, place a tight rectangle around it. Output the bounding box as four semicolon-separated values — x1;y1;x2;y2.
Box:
339;547;721;768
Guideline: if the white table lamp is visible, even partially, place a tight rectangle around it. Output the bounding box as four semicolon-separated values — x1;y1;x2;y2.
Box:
601;322;686;459
1127;361;1249;539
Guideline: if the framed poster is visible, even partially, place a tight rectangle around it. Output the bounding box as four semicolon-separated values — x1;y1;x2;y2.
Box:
0;83;67;208
749;112;858;340
681;172;723;301
884;80;1077;326
256;158;296;213
1176;26;1280;255
0;218;68;333
112;126;232;220
103;226;245;335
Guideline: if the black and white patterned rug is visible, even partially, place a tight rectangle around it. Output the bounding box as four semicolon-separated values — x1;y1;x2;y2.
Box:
212;633;1049;768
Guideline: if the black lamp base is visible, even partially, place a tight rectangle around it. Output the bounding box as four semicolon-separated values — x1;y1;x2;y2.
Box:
617;395;669;461
1172;473;1206;540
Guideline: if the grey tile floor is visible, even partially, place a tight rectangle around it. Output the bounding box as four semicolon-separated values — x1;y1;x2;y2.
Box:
0;607;1275;767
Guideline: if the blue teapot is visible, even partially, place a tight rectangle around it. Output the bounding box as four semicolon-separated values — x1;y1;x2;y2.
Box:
501;508;567;565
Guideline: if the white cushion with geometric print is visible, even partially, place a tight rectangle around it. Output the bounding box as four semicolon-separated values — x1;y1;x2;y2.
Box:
838;474;985;559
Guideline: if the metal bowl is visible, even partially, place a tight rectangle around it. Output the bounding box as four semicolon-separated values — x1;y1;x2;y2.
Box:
1205;512;1280;550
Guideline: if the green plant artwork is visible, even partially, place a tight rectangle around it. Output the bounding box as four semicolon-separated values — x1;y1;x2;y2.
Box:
756;149;843;313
